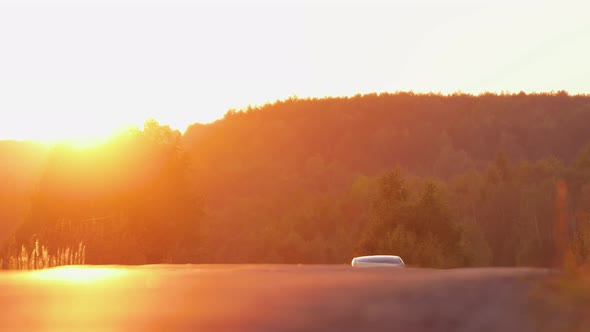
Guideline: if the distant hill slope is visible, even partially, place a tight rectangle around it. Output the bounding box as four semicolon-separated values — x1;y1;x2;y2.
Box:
183;92;590;208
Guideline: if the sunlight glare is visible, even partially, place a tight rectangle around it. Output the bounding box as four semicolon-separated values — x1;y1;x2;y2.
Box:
30;266;128;284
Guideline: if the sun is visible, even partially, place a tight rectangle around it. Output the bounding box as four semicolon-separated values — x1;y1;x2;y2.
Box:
1;110;146;148
42;136;108;150
28;123;137;149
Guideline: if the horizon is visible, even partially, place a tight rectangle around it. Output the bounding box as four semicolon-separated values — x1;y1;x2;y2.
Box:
0;89;586;146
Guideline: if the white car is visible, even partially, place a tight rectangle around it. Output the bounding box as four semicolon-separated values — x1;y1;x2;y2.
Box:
351;255;405;267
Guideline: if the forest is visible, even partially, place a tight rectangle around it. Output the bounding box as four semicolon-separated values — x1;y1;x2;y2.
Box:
2;91;590;269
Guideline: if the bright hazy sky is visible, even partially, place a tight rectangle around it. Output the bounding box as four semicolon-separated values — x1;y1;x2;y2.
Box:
0;0;589;142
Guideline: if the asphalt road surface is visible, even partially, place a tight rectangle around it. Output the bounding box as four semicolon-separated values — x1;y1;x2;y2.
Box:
0;265;558;331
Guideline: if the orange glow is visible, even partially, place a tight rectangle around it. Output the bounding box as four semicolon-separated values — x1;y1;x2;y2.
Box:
33;125;136;149
30;267;127;284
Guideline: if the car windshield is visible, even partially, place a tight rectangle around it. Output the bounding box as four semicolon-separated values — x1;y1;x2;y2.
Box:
362;257;402;264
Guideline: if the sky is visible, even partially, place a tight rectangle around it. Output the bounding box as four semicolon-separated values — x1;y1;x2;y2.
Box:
0;0;589;142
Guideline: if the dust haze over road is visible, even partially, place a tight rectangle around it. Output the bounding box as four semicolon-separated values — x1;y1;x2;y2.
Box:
0;265;562;331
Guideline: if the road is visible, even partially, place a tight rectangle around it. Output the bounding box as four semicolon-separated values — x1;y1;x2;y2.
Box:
0;265;562;331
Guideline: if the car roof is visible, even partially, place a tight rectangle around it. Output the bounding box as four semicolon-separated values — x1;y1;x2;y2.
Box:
354;255;402;260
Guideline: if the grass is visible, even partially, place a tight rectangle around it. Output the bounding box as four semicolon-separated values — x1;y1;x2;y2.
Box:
3;240;85;270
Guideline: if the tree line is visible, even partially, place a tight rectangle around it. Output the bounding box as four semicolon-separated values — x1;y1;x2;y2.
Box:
2;91;590;268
